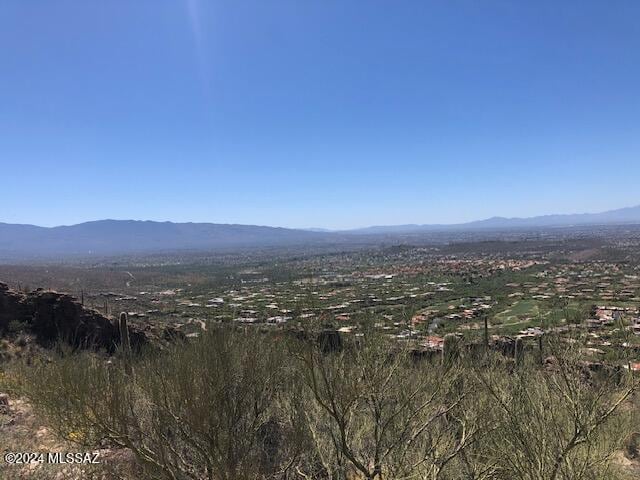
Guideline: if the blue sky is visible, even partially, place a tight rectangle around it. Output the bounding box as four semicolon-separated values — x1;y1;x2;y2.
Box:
1;1;639;229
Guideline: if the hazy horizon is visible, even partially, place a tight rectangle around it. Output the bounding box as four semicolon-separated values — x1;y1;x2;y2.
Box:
3;1;640;229
2;202;640;231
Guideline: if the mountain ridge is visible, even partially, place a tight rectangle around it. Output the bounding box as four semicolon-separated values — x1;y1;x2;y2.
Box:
344;205;640;234
1;205;639;259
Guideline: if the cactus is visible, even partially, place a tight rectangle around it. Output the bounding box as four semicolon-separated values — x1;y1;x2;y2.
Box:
442;333;461;365
119;312;133;375
538;334;544;365
515;337;524;366
483;314;489;351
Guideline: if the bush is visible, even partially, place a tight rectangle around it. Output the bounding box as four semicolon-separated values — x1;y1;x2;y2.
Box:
14;329;639;480
17;330;295;479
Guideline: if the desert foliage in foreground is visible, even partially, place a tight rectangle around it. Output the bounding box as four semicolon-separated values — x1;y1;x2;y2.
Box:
6;327;640;480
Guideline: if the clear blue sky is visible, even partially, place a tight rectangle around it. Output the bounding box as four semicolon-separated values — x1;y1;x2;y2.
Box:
2;1;639;229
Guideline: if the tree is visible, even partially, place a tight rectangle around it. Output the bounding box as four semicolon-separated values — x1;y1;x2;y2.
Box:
476;337;637;480
292;330;485;479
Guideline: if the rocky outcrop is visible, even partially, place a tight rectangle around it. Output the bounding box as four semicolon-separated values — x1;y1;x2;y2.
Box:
0;282;147;352
0;282;30;333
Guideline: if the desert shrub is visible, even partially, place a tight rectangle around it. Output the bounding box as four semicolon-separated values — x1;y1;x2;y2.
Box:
7;319;28;335
473;339;637;480
289;331;491;480
16;330;297;480
13;329;639;480
626;432;640;459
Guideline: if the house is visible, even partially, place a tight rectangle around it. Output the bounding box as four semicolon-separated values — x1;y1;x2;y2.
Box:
586;318;612;330
632;318;640;336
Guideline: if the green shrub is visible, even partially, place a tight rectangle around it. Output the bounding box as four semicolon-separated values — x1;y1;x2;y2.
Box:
14;330;639;480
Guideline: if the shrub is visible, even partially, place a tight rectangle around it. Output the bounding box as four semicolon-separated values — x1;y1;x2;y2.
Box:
18;329;295;479
14;329;639;480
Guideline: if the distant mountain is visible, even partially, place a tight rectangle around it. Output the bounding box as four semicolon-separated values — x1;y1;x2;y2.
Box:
0;220;331;259
1;205;640;260
462;205;640;229
303;227;334;232
345;205;640;234
343;224;446;235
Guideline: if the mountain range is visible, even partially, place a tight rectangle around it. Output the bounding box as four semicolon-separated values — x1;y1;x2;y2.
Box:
347;204;640;234
1;205;639;259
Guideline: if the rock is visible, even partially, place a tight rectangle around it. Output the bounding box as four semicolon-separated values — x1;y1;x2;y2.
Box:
0;282;31;333
163;325;187;343
26;291;118;350
0;282;148;353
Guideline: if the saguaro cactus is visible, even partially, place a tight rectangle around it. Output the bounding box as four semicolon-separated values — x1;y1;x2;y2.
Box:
515;337;524;366
119;312;132;375
538;334;544;365
442;333;461;365
483;314;489;351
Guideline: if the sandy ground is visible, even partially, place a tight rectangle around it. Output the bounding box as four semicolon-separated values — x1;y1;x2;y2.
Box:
0;394;136;480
